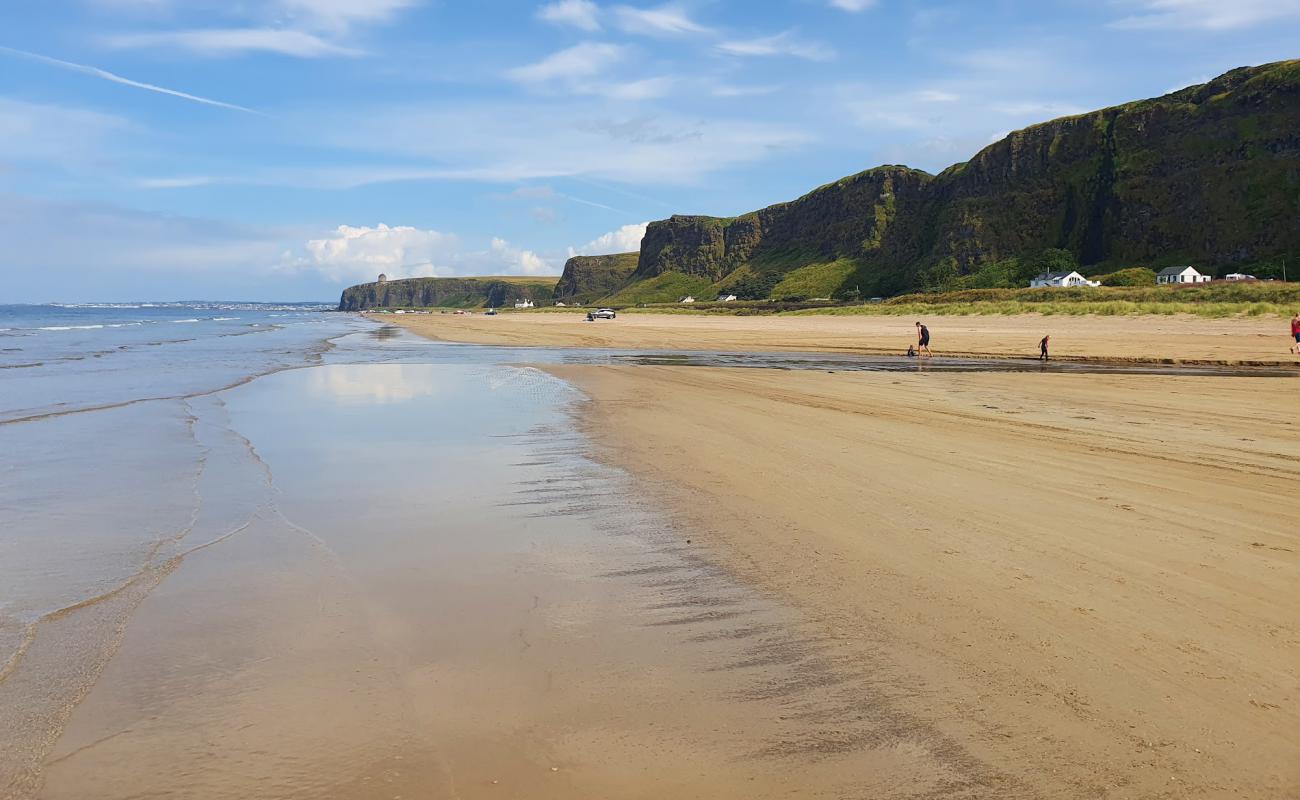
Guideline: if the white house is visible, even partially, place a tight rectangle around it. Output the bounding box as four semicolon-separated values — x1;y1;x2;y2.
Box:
514;299;535;309
1156;266;1211;285
718;294;738;302
680;296;696;304
1030;271;1100;288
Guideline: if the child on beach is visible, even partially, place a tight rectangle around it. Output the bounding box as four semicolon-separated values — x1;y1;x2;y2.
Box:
1291;313;1299;355
1040;334;1050;361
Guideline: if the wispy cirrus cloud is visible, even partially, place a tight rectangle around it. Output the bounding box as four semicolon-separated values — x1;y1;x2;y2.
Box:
828;0;876;12
0;45;261;113
537;0;602;31
90;0;420;34
611;4;711;36
274;0;420;34
507;42;627;84
716;31;835;61
505;42;675;99
93;0;417;59
1110;0;1300;30
104;28;363;57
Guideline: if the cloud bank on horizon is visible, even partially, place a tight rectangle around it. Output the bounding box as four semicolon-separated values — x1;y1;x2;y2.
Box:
0;0;1297;301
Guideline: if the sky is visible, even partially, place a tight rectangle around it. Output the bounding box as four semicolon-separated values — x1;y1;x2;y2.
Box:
1;0;1297;302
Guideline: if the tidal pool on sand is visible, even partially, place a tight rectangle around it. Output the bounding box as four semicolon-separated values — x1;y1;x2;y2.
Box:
27;360;996;799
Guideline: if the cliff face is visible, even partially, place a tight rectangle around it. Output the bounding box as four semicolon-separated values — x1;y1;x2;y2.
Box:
554;253;639;303
338;277;556;311
633;60;1300;298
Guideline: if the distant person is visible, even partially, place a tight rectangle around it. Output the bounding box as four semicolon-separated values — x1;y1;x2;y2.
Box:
1040;334;1050;361
915;321;931;357
1291;313;1300;355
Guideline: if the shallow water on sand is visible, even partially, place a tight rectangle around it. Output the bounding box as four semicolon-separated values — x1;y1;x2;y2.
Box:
2;320;1009;799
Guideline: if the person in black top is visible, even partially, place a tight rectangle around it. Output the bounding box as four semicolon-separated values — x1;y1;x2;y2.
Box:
915;321;931;357
1040;334;1050;361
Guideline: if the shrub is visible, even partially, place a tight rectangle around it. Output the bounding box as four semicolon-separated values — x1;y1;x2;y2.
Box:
1096;267;1157;286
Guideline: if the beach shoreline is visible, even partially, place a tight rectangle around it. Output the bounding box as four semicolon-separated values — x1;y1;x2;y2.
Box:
385;311;1300;368
541;363;1300;798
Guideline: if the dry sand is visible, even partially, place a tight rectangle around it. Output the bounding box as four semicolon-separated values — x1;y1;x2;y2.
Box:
388;311;1300;366
541;364;1300;798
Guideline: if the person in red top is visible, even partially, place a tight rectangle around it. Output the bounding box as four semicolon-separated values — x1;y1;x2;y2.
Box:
1291;313;1300;355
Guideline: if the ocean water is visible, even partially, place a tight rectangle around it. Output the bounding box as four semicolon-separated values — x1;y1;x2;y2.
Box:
0;306;997;798
0;303;358;793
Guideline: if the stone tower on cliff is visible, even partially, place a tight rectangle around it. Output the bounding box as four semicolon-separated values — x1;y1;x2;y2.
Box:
377;273;388;283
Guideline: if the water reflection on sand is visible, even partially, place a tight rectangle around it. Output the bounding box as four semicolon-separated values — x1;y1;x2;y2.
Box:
33;358;998;799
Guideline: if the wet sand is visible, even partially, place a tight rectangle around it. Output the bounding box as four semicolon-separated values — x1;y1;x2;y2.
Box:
29;363;1008;799
545;364;1300;798
389;311;1300;366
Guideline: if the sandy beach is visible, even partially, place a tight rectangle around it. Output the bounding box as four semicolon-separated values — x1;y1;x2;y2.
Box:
387;311;1300;366
544;364;1300;798
387;310;1300;795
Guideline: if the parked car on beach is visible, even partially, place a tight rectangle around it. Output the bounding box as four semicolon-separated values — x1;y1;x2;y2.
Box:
591;308;617;319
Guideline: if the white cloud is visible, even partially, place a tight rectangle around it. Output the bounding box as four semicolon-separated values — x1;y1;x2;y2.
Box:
568;222;649;256
265;0;420;34
0;46;260;113
716;31;835;61
598;76;676;99
507;42;626;84
611;4;710;36
280;223;557;283
828;0;876;11
489;237;553;274
105;28;363;57
92;0;417;60
288;223;455;282
538;0;602;31
505;43;673;99
1110;0;1300;30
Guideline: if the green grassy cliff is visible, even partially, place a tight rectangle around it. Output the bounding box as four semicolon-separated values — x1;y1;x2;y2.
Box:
554;253;639;304
338;276;557;310
627;60;1300;300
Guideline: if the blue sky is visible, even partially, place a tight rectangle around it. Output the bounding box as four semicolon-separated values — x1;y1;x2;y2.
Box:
1;0;1297;301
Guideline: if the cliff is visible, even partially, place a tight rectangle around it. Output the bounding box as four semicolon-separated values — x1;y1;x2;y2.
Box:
629;60;1300;299
554;253;639;304
338;276;557;311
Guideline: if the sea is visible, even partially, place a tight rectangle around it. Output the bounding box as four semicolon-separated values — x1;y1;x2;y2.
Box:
1;302;999;798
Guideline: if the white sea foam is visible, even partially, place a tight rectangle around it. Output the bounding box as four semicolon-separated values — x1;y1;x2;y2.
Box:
39;325;105;331
211;317;239;322
172;319;201;324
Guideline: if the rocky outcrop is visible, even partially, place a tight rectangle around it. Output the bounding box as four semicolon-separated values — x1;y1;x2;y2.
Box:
554;253;639;304
338;277;556;311
633;60;1300;297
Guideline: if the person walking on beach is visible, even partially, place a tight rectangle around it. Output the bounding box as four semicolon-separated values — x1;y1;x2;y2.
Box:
1040;334;1050;361
915;321;931;357
1291;313;1300;355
